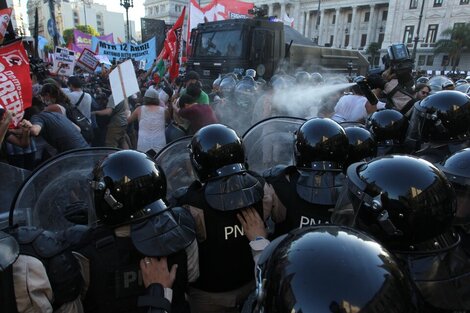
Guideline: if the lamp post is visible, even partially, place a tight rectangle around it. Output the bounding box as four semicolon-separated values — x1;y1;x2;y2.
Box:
411;0;425;68
120;0;133;43
347;60;353;77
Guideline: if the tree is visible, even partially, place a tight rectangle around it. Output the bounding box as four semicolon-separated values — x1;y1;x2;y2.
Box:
366;42;381;67
434;23;470;71
63;25;100;44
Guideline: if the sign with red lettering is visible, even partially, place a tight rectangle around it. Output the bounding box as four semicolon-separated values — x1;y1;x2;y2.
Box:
0;40;32;127
76;48;99;72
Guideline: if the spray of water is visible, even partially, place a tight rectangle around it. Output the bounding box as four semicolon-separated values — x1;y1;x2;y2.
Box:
272;82;356;118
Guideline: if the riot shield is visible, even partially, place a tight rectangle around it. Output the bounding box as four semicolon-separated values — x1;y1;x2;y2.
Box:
155;136;196;199
9;148;119;231
242;116;306;174
0;163;31;230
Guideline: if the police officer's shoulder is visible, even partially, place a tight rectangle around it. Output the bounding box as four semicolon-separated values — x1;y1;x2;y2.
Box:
262;165;295;180
59;224;91;249
172;186;191;202
10;226;67;258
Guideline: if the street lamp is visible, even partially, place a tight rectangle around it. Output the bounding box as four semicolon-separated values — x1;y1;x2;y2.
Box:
83;0;90;27
120;0;133;43
347;60;353;77
411;0;425;69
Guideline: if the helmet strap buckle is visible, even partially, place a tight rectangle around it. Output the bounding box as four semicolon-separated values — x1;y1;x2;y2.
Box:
377;209;403;236
104;189;123;210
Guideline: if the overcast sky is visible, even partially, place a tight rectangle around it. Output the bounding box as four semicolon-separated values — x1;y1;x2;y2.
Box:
94;0;146;31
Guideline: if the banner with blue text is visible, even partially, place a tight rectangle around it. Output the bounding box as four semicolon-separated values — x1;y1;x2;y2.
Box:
91;37;156;70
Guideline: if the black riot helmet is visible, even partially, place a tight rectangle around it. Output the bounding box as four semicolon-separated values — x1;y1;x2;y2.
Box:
408;90;470;143
344;126;377;166
295;118;348;169
310;72;324;85
219;75;238;97
294;71;311;85
346;155;456;251
91;150;167;226
255;225;418;313
439;148;470;224
366;109;409;144
189;124;246;182
234;76;257;108
0;231;19;271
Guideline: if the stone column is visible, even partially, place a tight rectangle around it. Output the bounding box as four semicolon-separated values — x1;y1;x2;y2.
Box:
280;2;286;20
305;11;310;38
268;4;274;17
332;8;339;47
293;3;301;31
366;4;375;46
318;9;325;45
348;6;358;49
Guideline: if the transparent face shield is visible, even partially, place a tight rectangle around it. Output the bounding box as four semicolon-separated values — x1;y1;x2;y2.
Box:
9;148;118;230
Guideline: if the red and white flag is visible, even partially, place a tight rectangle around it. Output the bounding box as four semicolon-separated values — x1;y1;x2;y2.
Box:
187;0;254;56
0;40;33;127
0;8;13;44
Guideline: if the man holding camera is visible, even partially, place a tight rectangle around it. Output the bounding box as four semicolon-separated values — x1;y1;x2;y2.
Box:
366;44;417;115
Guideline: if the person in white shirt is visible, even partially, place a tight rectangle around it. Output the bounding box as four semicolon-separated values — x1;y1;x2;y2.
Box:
65;76;92;120
332;83;385;124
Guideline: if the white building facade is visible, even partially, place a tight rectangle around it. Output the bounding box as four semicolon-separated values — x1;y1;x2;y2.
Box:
144;0;470;71
27;0;136;44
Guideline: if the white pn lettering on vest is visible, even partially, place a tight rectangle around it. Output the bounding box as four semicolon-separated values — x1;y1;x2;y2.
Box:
224;225;244;240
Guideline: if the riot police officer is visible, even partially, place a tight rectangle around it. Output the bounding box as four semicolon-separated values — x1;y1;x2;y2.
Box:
263;117;348;234
252;225;420;313
73;150;196;313
172;124;273;313
406;90;470;163
0;227;83;313
366;109;410;156
338;155;470;312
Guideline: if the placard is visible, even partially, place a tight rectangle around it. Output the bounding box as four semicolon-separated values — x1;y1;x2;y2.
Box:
76;48;99;72
109;60;139;105
52;47;75;76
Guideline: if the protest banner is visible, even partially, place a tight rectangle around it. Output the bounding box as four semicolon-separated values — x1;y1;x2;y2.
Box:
72;30;114;54
109;59;139;106
52;47;76;76
0;40;32;127
76;48;99;72
187;0;253;54
91;37;156;70
0;8;12;44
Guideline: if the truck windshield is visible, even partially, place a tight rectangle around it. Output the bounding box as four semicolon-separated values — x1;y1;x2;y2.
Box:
195;30;243;57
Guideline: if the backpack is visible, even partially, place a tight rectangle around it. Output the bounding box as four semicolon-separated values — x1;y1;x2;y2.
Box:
67;92;94;143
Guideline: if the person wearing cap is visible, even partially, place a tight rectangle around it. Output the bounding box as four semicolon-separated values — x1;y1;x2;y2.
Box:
127;88;169;154
181;71;210;105
65;76;93;121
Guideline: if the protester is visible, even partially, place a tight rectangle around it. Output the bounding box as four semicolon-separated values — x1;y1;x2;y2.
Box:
127;88;169;153
415;83;431;100
65;76;93;120
21;101;89;153
39;83;70;115
176;94;218;135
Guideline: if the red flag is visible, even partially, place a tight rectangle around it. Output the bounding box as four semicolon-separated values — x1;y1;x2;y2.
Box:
0;8;13;44
0;40;33;128
165;6;186;80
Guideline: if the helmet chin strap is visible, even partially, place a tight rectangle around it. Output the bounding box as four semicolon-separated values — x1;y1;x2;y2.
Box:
104;188;123;210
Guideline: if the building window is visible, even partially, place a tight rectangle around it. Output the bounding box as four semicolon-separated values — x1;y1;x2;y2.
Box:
410;0;418;9
382;10;388;21
418;55;426;65
433;0;443;7
403;25;415;43
454;22;465;29
426;55;434;66
360;34;367;47
364;12;370;22
426;24;438;43
441;55;449;67
378;33;384;45
155;6;159;14
460;0;469;4
332;14;336;24
347;13;352;23
344;34;349;47
330;35;334;46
